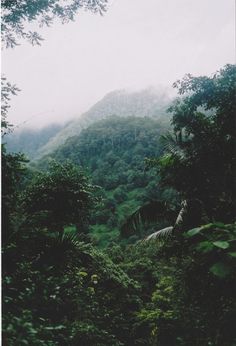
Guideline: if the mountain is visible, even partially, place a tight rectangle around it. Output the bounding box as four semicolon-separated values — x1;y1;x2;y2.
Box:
36;87;172;158
6;87;172;160
5;123;65;159
37;115;176;247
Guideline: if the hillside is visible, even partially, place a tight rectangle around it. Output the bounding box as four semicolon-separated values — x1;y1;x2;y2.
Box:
37;87;172;158
37;116;175;246
5;123;65;159
3;60;236;345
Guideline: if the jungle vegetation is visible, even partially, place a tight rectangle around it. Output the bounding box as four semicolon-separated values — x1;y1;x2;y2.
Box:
2;64;236;345
2;1;236;345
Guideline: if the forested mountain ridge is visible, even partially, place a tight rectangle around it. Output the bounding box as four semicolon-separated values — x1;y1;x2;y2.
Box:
3;64;236;346
6;87;172;160
36;116;174;246
3;0;235;344
36;87;172;158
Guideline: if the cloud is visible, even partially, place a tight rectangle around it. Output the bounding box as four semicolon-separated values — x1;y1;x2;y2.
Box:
2;0;235;128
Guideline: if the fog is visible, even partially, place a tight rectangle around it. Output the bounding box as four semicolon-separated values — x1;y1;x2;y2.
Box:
2;0;235;128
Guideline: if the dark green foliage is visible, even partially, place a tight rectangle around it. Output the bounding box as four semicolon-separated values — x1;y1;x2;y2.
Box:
2;65;236;345
22;161;98;234
37;116;171;244
1;145;28;245
157;64;236;222
177;223;236;345
3;233;141;346
120;200;177;238
109;223;236;345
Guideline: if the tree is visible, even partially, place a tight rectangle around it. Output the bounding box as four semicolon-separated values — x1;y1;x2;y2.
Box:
1;75;27;245
1;76;20;135
1;0;108;48
23;161;98;235
120;64;236;238
1;146;28;245
158;64;236;222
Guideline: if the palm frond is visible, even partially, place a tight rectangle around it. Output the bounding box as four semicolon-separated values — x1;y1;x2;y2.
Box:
160;132;186;161
59;232;81;247
120;201;177;237
144;226;174;241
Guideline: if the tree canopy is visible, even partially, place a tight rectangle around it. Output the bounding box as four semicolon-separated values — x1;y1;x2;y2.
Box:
1;0;108;48
157;64;236;222
23;161;98;234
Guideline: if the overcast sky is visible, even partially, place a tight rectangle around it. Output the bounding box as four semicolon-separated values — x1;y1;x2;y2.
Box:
2;0;235;128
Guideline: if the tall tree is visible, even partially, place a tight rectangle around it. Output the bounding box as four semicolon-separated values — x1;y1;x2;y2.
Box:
158;64;236;222
22;161;98;235
121;64;236;237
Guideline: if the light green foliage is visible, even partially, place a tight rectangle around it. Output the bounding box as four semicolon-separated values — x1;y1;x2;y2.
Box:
137;276;177;345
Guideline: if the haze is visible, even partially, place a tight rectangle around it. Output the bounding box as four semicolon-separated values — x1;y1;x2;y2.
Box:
2;0;235;128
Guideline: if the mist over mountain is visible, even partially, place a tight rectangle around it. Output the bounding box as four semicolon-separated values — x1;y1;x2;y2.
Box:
5;123;66;159
6;87;172;160
37;87;172;158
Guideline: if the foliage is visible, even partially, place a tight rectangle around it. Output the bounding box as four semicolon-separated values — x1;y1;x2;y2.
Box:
3;235;141;346
2;65;236;345
22;161;98;234
1;0;108;48
1;145;28;245
185;223;236;279
37;116;171;244
31;88;171;158
157;64;236;222
111;223;236;346
120;200;177;238
1;76;20;135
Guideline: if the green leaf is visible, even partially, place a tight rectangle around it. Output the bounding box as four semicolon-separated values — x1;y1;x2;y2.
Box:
45;325;65;330
186;227;202;237
78;271;88;277
209;262;231;278
228;252;236;258
213;241;229;249
213;222;227;229
201;223;213;228
196;241;214;253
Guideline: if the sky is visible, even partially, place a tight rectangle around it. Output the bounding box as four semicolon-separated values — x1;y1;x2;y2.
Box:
2;0;235;128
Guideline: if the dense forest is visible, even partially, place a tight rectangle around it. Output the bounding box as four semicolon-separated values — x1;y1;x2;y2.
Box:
34;115;174;246
2;0;236;345
6;87;171;159
2;63;236;345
